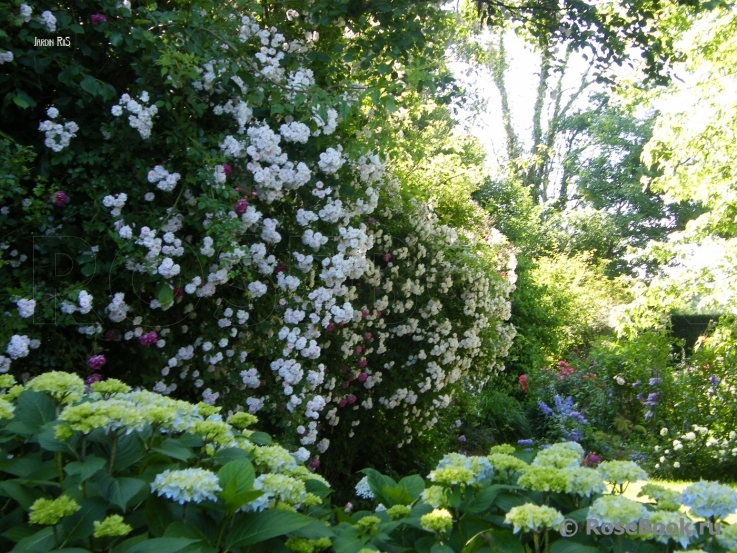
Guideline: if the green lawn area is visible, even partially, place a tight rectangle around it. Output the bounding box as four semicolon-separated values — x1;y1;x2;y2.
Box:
624;480;737;524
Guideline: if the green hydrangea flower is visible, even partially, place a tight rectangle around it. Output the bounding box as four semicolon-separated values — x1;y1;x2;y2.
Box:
191;420;234;447
196;402;221;417
4;384;23;401
638;484;681;511
285;537;332;553
588;495;648;526
252;444;297;473
255;473;307;506
151;468;222;504
562;467;606;497
428;466;475;486
26;371;85;404
421;485;448;508
0;374;16;388
57;398;147;436
715;522;737;551
356;515;381;535
488;453;527;473
504;503;564;534
517;466;571;493
29;495;81;525
91;379;131;395
420;508;453;533
0;398;15;420
533;447;581;469
93;514;133;538
682;480;737;519
640;510;694;549
597;461;648;487
387;504;412;519
228;412;259;429
490;444;516;455
549;442;585;456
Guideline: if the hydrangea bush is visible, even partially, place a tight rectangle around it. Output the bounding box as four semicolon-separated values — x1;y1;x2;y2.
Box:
0;372;335;552
0;0;515;460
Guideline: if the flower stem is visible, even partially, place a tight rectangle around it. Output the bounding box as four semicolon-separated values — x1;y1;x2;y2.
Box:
108;432;118;474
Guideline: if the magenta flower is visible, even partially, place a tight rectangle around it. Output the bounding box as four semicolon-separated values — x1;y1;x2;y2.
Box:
367;217;376;224
309;459;320;470
375;311;382;319
326;323;335;332
173;286;183;298
358;372;368;383
104;329;119;341
339;399;348;408
363;333;372;340
222;163;232;176
51;191;68;206
235;199;248;213
383;253;391;262
91;14;107;26
354;346;363;355
85;373;102;386
87;354;107;370
361;309;368;319
139;331;157;346
358;359;368;368
347;394;357;404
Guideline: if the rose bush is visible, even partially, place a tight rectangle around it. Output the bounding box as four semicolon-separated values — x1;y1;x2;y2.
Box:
0;0;515;462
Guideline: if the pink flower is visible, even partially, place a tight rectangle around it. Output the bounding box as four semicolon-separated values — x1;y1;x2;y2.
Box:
344;502;353;513
383;253;391;262
363;333;372;340
139;331;158;346
361;309;368;319
342;381;350;388
91;14;107;25
51;191;68;206
235;199;248;213
339;399;348;408
309;459;320;470
340;365;347;374
326;323;335;332
367;218;376;224
375;311;382;319
87;354;107;370
104;329;119;341
354;346;363;355
85;373;102;386
358;372;368;383
173;286;183;298
222;163;232;176
347;394;357;404
358;359;368;368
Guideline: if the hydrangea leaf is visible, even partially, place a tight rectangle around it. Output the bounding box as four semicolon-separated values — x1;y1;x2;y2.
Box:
225;510;314;549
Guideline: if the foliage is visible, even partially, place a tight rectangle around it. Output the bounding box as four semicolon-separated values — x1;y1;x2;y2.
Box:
0;0;516;474
0;372;335;553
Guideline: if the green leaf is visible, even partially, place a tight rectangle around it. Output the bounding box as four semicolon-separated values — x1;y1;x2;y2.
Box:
98;476;146;511
164;521;211;544
153;439;194;462
11;527;54;552
247;432;272;445
126;538;198;553
549;542;600;553
15;391;56;431
64;456;106;483
431;544;455;553
291;520;334;540
80;76;99;96
59;497;108;544
384;95;397;113
156;283;174;306
465;485;505;514
0;480;44;509
305;479;332;499
225;511;314;549
112;534;147;553
211;448;249;466
218;459;255;497
484;530;524;553
398;475;425;500
382;485;413;506
414;536;436;553
332;524;366;553
145;495;175;538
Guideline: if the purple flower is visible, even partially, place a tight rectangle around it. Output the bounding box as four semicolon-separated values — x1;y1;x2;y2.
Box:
234;199;248;213
645;410;653;420
51;191;68;206
87;354;106;370
631;380;641;388
649;378;662;386
538;400;553;416
91;14;107;26
308;459;320;470
710;375;718;387
518;438;535;446
524;448;533;452
569;411;588;424
458;435;466;442
644;393;659;406
139;331;158;346
85;373;102;386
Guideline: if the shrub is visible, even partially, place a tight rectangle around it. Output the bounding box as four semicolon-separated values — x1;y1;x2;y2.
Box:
0;0;515;464
0;371;334;552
